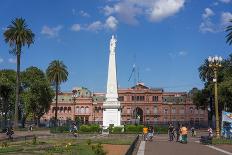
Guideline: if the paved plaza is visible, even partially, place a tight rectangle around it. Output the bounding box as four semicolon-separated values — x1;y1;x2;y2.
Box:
138;134;232;155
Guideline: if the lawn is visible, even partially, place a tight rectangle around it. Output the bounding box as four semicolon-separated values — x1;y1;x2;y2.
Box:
0;134;136;154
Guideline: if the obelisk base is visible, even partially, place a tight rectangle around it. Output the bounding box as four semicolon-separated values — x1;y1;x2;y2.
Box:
103;102;121;128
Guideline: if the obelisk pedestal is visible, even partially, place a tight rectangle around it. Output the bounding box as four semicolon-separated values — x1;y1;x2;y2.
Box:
103;35;121;128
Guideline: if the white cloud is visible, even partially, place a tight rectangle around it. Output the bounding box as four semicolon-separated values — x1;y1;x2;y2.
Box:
149;0;185;22
103;0;185;24
8;58;16;64
202;8;214;19
221;12;232;26
41;25;63;37
0;57;3;63
71;16;118;32
105;16;118;30
86;21;104;32
80;10;90;17
199;8;217;33
71;24;81;31
178;51;187;56
218;0;231;3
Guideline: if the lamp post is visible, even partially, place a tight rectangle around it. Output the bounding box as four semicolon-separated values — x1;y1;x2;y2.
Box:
208;55;223;138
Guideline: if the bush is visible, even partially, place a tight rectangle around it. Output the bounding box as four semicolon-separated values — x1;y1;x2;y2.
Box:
50;126;69;133
80;124;101;133
125;125;143;133
112;127;124;133
154;126;168;134
80;125;91;132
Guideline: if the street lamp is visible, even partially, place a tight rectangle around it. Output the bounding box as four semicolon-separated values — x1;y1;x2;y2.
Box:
208;55;223;138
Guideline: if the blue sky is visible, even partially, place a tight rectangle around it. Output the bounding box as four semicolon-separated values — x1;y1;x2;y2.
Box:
0;0;231;93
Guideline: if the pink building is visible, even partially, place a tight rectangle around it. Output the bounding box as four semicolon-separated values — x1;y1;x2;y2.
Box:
42;83;208;126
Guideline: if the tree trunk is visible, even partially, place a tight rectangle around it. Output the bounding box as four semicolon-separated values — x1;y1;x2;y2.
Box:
14;47;21;128
55;81;59;127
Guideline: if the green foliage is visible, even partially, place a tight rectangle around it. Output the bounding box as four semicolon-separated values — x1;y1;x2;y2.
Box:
154;126;168;134
112;127;124;133
195;54;232;111
226;19;232;45
21;67;55;125
212;138;232;145
50;126;69;133
80;124;101;133
2;141;8;147
91;143;107;155
32;136;37;145
124;125;144;133
87;139;92;145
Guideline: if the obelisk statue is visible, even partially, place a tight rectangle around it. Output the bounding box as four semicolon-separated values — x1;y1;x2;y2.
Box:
103;35;121;127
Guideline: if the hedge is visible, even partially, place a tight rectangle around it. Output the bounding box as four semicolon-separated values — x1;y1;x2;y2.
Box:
124;125;144;133
80;124;101;133
50;126;69;133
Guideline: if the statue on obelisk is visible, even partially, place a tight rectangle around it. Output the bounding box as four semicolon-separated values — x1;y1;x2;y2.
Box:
103;35;121;127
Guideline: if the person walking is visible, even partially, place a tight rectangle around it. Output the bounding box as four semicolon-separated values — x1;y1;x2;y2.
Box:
176;123;181;142
168;123;174;141
143;126;148;141
147;126;154;141
180;125;188;144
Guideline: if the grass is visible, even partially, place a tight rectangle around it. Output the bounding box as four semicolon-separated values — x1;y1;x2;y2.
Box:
0;134;134;154
212;138;232;145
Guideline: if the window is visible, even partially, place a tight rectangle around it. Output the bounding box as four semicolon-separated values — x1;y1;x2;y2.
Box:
119;96;124;101
76;107;79;113
153;96;158;102
146;108;150;114
59;107;63;113
164;117;168;122
164;108;168;114
190;107;193;114
64;107;67;113
62;98;64;102
154;106;158;114
195;109;199;114
132;96;144;101
172;108;176;113
127;108;131;114
154;117;158;121
81;107;84;114
68;107;71;113
200;109;204;114
85;107;89;113
179;107;185;114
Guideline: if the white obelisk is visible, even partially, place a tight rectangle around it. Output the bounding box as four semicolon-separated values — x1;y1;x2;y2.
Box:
103;35;121;127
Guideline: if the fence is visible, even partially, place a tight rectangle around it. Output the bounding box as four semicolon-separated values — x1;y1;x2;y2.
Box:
125;135;139;155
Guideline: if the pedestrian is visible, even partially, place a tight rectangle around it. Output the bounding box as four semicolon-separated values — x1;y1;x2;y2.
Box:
143;126;148;141
191;126;195;137
207;127;213;138
147;126;154;141
168;123;174;141
180;125;188;144
176;123;181;142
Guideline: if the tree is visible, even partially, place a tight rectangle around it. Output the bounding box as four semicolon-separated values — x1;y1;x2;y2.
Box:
21;67;54;127
4;18;35;127
46;60;68;125
0;70;16;128
226;19;232;45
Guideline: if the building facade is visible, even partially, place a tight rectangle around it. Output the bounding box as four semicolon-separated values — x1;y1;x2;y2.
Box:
41;83;208;125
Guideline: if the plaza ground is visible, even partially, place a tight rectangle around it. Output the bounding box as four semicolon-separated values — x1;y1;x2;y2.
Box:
143;132;232;155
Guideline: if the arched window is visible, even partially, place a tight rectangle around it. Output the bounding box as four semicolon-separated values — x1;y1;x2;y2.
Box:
85;107;89;113
76;106;79;113
64;107;67;113
52;107;55;113
81;106;84;114
60;107;63;113
68;107;71;113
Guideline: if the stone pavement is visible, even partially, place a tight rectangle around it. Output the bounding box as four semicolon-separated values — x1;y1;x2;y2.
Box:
143;134;232;155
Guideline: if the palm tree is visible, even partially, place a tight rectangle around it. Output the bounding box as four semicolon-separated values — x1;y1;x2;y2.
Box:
226;19;232;45
4;18;35;127
46;60;68;126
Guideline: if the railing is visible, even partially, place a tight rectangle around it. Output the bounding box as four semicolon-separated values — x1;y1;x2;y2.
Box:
125;135;139;155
